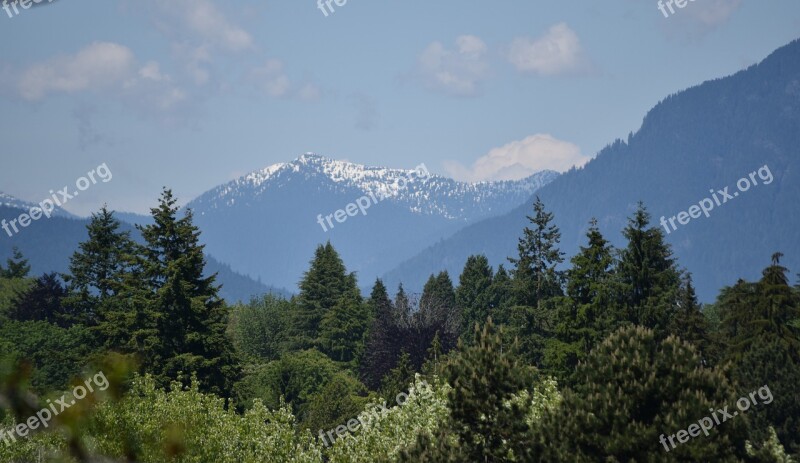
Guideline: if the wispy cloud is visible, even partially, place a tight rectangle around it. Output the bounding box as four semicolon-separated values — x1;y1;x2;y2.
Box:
444;134;590;182
150;0;253;52
18;42;135;100
247;59;322;101
416;35;490;97
507;23;589;76
13;41;188;117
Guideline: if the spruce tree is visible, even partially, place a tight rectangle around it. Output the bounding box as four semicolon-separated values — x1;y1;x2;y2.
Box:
63;206;136;326
1;246;30;279
8;273;70;327
293;242;353;350
137;188;239;396
361;279;402;389
546;219;619;382
668;273;710;359
456;255;494;344
616;202;681;335
508;196;564;308
318;273;370;365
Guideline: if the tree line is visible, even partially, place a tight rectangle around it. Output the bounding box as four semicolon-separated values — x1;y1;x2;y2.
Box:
0;192;797;462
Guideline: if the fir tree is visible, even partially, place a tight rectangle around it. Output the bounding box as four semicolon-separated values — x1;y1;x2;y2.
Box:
668;273;710;359
8;273;71;327
508;196;565;308
318;273;370;365
137;188;239;396
616;202;681;335
293;242;354;350
1;246;30;279
456;255;494;344
361;279;402;389
63;206;137;326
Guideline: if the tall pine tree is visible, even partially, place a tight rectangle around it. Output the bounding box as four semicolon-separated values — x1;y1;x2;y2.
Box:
508;196;565;308
616;202;681;335
137;188;239;396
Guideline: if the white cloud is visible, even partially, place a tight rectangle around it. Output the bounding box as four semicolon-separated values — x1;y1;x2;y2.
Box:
444;134;590;182
507;23;587;76
417;35;489;97
15;42;187;114
156;0;253;52
18;42;135;100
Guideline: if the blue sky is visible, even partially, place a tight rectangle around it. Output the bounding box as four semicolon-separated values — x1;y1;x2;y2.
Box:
0;0;798;214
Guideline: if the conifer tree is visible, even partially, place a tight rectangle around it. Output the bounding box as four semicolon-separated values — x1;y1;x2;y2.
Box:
1;246;30;279
294;242;354;349
546;219;619;381
8;273;70;327
401;318;532;461
318;273;370;365
508;196;565;308
456;255;494;344
361;279;402;389
668;273;710;358
63;206;136;326
616;202;681;335
137;188;239;396
487;264;513;320
533;326;750;462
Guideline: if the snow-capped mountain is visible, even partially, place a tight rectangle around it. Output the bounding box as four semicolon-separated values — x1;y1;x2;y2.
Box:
186;153;558;291
190;153;558;221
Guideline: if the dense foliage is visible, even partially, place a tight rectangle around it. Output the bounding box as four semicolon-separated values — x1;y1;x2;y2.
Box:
0;195;797;462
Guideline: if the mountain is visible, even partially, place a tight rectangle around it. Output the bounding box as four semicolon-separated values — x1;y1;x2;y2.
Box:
383;39;800;301
0;192;75;219
0;204;288;303
186;154;558;290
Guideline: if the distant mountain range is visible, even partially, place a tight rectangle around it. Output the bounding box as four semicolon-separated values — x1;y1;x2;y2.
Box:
186;154;558;291
383;38;800;301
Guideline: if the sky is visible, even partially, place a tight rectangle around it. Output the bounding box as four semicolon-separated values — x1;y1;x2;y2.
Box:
0;0;798;215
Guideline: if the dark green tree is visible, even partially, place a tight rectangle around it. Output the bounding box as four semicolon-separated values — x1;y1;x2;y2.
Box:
545;219;619;383
456;255;494;344
361;280;402;389
533;326;750;462
8;273;71;327
508;196;565;308
0;246;30;279
318;274;370;366
293;242;354;350
63;206;137;326
137;188;239;396
668;273;711;359
616;202;681;335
